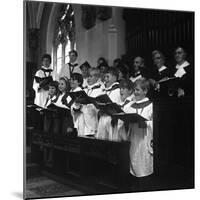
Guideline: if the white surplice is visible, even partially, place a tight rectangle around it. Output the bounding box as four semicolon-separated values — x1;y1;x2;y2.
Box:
123;97;153;177
71;83;105;136
96;82;122;141
117;94;136;141
33;66;57;108
58;62;81;80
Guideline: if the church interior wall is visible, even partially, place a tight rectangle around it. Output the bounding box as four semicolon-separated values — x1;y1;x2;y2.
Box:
26;2;126;69
74;5;125;67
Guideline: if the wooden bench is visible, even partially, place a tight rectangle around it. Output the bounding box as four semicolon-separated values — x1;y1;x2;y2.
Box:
30;133;130;189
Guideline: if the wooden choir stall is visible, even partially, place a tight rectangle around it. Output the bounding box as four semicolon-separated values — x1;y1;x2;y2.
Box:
26;104;130;193
26;95;194;192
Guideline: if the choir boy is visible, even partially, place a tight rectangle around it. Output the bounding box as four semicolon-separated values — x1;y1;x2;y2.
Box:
123;78;153;178
104;67;121;103
96;67;122;140
58;50;81;80
61;72;83;110
71;68;105;136
50;77;74;135
44;81;59;108
33;54;57;108
80;61;91;89
42;82;59;167
43;81;59;133
69;73;83;92
117;79;135;141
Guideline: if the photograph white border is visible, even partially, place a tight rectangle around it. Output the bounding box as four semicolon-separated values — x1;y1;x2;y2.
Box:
0;0;199;200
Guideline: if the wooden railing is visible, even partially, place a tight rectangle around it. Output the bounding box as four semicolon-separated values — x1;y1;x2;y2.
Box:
30;132;130;189
26;96;194;189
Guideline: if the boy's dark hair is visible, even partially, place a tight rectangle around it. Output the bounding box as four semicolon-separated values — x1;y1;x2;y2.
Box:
69;50;78;57
119;79;134;91
98;57;108;65
105;67;119;80
42;54;52;63
117;63;129;78
71;73;83;86
113;58;121;66
80;61;91;70
49;81;59;91
98;63;109;71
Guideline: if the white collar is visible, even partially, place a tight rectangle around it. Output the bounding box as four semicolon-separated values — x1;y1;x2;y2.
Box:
98;79;104;85
60;92;65;97
135;97;149;103
121;94;135;104
71;87;82;92
69;62;78;66
49;94;56;99
105;82;119;90
52;95;57;100
176;61;190;69
41;66;52;70
135;70;141;76
87;82;101;90
125;94;135;102
158;65;167;72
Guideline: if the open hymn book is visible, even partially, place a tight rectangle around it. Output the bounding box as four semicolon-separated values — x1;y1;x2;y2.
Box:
112;112;147;122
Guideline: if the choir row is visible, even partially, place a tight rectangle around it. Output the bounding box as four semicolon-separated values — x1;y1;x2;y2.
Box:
33;46;193;108
31;66;153;178
30;45;193;178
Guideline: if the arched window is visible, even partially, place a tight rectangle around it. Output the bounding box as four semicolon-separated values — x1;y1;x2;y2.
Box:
56;43;62;74
65;39;71;64
54;4;76;74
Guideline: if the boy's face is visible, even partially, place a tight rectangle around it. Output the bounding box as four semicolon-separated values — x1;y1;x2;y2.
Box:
70;78;80;90
42;58;51;68
133;85;147;101
98;59;104;66
99;66;107;73
69;52;77;63
58;80;67;93
81;66;89;78
120;88;132;102
49;86;57;96
87;71;98;86
104;73;117;87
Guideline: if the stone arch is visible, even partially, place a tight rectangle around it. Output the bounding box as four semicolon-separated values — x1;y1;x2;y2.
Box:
27;1;44;29
36;3;45;29
46;3;62;54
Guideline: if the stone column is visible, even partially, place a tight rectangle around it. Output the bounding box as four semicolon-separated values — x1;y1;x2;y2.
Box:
107;7;125;66
108;24;118;66
28;28;39;63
